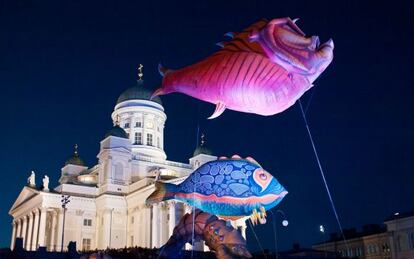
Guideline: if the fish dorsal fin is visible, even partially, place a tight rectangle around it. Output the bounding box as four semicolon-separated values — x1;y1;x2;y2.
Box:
245;156;262;167
216;20;268;55
158;63;173;77
208;102;226;119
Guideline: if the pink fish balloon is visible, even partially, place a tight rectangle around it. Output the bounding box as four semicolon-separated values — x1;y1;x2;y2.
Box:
152;18;334;119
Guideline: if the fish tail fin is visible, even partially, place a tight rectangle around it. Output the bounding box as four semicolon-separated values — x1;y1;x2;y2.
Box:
146;182;177;204
158;63;173;77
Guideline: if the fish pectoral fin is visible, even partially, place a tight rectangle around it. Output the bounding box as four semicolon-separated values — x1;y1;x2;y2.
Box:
207;102;226;119
250;209;259;226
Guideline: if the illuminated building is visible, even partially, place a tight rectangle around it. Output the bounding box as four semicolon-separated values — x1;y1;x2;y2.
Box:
8;76;247;251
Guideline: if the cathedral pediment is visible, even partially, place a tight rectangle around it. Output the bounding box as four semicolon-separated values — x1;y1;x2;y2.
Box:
8;186;39;214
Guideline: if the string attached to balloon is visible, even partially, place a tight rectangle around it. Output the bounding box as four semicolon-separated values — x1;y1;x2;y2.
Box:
298;99;349;251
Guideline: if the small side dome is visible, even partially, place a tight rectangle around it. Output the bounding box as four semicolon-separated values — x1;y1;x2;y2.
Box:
65;144;85;166
193;133;213;156
105;125;128;139
193;145;213;156
116;80;162;105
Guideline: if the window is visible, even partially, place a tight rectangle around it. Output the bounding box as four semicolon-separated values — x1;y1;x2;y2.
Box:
157;137;160;148
147;133;153;146
124;123;130;128
134;132;142;144
410;233;414;249
135;121;142;128
83;219;92;226
131;216;134;224
82;238;91;251
157;126;160;132
372;244;378;254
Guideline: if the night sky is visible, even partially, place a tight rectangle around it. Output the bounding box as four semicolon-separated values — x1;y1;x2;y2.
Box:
1;0;413;253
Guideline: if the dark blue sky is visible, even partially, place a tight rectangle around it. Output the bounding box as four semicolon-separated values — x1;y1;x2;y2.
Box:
1;0;413;252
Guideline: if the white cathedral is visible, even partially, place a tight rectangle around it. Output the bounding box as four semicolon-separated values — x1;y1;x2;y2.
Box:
8;78;247;252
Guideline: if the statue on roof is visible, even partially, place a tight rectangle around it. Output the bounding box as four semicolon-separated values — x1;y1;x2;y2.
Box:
43;175;49;191
27;171;36;187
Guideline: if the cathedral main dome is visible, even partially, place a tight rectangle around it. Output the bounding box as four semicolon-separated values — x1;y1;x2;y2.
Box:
116;80;162;105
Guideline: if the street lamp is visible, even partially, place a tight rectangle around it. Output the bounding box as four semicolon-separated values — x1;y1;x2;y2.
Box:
269;210;288;259
319;224;328;258
60;195;70;253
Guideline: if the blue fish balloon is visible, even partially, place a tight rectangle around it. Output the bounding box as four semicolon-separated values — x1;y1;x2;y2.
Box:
146;156;287;224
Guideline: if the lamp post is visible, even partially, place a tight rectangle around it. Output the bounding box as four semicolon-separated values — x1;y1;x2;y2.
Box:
60;195;70;253
319;224;327;258
269;210;288;259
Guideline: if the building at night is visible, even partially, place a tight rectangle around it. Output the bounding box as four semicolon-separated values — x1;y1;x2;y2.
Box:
384;211;414;259
8;78;248;252
313;212;414;259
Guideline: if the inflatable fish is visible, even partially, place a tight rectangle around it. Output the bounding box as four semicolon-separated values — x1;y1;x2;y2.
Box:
160;209;252;259
152;18;334;119
146;155;287;224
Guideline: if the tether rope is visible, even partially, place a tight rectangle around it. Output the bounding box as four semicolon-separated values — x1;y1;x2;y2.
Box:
298;98;349;250
248;220;268;259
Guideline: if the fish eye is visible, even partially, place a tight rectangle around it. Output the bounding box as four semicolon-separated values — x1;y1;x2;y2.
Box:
259;173;267;180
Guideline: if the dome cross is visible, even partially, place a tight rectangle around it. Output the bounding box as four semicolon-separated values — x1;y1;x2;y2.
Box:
137;64;144;81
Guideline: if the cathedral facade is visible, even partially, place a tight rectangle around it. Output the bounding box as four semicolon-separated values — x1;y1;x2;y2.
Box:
8;80;247;252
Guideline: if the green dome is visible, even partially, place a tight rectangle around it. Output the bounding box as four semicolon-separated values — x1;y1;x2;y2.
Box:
117;80;162;105
105;125;128;139
65;147;85;166
193;145;213;156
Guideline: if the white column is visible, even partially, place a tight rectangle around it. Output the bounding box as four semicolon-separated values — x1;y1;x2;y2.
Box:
26;213;34;250
21;216;28;248
49;211;57;251
55;209;64;251
145;205;151;248
103;209;112;248
37;208;47;247
152;204;159;248
31;210;40;250
160;203;168;245
16;219;22;238
184;204;192;250
10;221;17;250
168;201;176;236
